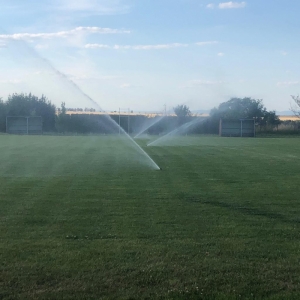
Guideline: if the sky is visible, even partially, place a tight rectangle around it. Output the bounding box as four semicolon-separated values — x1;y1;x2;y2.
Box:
0;0;299;113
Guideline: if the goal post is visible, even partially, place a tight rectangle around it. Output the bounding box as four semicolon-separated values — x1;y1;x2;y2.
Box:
6;116;43;135
219;119;255;137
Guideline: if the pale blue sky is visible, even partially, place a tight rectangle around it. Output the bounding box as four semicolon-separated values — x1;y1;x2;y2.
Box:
0;0;299;112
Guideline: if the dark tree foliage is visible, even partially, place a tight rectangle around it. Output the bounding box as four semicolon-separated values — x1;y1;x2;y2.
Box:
174;105;191;118
196;97;281;134
0;94;282;135
173;105;192;125
210;97;266;121
291;95;300;118
260;111;281;129
213;97;280;126
0;98;6;132
5;93;56;131
55;102;68;133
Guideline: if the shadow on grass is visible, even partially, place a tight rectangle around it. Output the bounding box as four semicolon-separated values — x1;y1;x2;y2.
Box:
205;200;299;224
177;193;300;225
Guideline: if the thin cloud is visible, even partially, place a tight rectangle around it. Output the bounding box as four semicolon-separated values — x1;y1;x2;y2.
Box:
136;43;188;50
85;43;188;50
217;52;225;56
113;45;131;50
0;79;22;84
277;81;300;87
0;27;130;41
85;44;110;49
206;4;215;9
219;2;246;9
119;83;143;89
120;83;131;88
182;80;226;88
192;80;225;85
70;74;120;81
35;44;49;50
196;41;218;46
1;1;130;16
54;0;130;15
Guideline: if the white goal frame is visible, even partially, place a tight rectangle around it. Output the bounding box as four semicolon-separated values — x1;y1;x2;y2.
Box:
6;116;43;135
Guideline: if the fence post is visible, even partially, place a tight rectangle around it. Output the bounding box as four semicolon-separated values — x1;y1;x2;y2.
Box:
128;108;130;134
241;120;243;137
119;108;121;135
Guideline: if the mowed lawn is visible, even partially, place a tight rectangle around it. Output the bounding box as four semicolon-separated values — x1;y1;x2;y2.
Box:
1;135;300;299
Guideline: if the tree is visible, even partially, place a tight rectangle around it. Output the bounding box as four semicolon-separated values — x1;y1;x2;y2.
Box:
61;102;67;115
260;111;281;130
174;105;192;125
0;98;6;132
291;95;300;117
210;97;266;122
55;102;68;133
174;105;191;118
204;97;281;134
4;93;56;132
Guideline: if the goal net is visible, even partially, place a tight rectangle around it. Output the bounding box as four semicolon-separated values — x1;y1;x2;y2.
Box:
6;116;43;135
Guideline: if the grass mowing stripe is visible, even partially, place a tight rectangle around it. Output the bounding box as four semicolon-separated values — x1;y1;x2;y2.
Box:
1;135;300;299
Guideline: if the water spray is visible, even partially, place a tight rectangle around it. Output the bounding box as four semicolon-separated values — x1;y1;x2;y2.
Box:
147;117;206;147
3;37;161;170
134;115;166;139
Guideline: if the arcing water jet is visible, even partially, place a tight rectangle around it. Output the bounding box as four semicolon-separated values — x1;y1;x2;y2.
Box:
3;38;160;170
134;115;166;139
147;117;206;147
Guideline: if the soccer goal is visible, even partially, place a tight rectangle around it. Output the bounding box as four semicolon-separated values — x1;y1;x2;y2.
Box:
6;116;43;135
219;119;255;137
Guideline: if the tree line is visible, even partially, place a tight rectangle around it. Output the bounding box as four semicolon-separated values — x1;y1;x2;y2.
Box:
0;93;298;135
196;97;281;134
170;98;283;134
0;93;56;132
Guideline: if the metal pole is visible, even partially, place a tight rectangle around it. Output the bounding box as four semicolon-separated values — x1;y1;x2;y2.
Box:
119;108;121;135
128;108;130;134
241;120;243;137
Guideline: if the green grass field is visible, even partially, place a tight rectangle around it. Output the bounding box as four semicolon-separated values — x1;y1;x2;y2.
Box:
1;135;300;299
